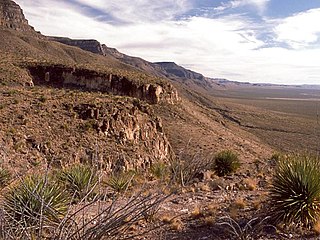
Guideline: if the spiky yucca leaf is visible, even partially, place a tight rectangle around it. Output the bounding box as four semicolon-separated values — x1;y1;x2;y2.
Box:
150;162;168;180
59;164;98;200
270;154;320;227
107;171;134;193
214;150;240;177
3;176;70;228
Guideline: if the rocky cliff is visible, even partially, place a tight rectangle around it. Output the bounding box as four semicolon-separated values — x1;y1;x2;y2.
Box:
48;37;104;55
26;64;179;104
0;0;34;31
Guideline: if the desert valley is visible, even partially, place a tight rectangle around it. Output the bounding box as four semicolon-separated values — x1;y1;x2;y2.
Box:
0;0;320;239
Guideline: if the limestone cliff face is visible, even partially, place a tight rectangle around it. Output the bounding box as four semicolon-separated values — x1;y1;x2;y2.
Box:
73;102;173;170
0;0;34;31
48;37;104;55
27;64;180;104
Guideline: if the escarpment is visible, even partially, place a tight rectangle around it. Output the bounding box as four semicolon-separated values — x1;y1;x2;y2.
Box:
27;64;179;104
0;0;35;32
48;37;105;55
73;102;173;170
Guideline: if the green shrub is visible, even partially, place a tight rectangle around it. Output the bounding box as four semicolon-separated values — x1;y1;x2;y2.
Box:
107;171;134;193
213;150;240;177
150;162;168;180
270;154;320;227
3;176;69;228
0;168;11;188
58;164;98;201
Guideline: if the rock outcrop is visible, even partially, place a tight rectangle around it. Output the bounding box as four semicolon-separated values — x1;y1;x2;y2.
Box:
73;102;173;170
0;0;34;31
27;64;180;104
48;37;104;55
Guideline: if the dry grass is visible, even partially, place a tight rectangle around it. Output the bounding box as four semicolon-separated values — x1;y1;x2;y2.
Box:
242;178;257;191
170;218;183;231
191;206;203;219
234;198;246;209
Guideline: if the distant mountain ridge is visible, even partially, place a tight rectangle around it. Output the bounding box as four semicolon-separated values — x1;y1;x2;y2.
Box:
49;36;216;91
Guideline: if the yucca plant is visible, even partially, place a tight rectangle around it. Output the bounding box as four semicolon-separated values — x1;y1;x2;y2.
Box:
214;150;240;177
150;162;168;180
106;171;135;193
270;154;320;227
3;176;70;230
58;164;98;201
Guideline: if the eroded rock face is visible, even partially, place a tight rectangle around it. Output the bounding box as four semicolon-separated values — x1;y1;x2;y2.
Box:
0;0;34;31
72;102;173;171
27;64;180;104
48;37;104;55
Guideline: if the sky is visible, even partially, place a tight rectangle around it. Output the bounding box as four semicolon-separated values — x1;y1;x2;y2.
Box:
15;0;320;85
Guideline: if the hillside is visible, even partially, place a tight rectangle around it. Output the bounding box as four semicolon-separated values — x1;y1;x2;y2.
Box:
2;1;320;239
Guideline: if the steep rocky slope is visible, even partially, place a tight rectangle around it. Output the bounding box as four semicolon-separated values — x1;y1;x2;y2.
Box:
0;0;179;172
0;86;175;175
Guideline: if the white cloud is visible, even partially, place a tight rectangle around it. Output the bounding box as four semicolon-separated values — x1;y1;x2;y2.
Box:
73;0;191;23
13;0;320;85
274;8;320;49
215;0;270;14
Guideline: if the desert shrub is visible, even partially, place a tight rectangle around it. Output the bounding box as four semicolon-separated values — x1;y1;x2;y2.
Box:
58;164;98;201
217;216;274;240
270;154;320;227
2;176;69;231
213;150;240;177
107;171;135;193
170;150;212;186
0;167;11;188
55;192;170;240
150;161;168;180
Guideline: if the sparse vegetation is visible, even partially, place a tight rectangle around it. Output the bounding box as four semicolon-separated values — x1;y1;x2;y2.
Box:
213;150;240;177
270;154;320;227
2;176;69;235
1;5;319;239
58;164;98;201
217;216;274;240
170;150;211;186
150;161;168;180
106;171;135;193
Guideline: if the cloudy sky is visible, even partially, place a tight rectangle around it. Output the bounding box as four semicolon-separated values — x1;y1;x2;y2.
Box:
15;0;320;85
